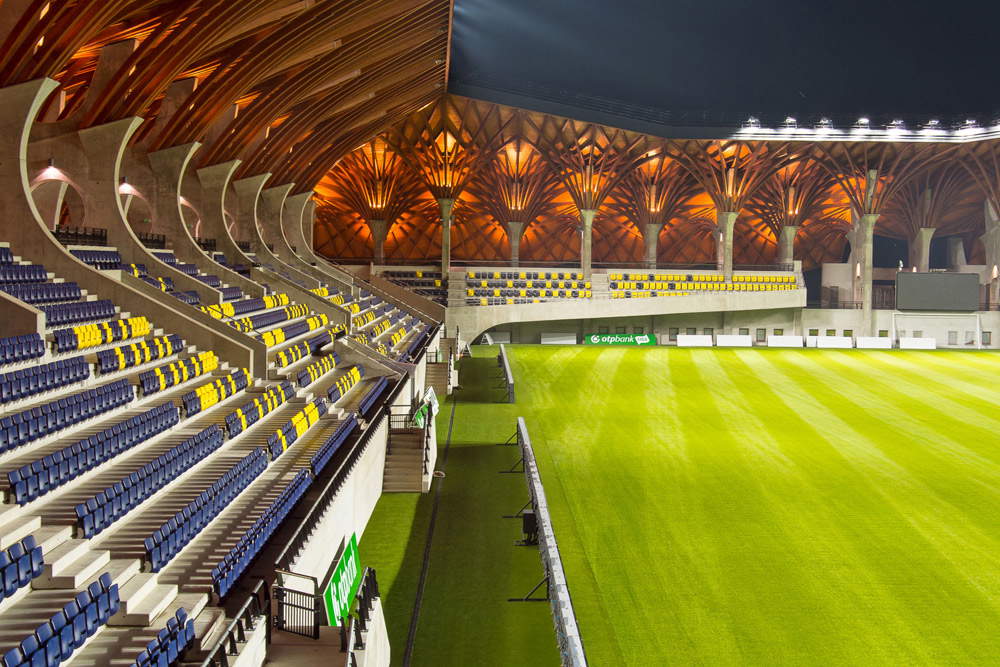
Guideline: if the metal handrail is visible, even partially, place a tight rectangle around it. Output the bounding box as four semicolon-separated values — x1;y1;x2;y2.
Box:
200;578;271;667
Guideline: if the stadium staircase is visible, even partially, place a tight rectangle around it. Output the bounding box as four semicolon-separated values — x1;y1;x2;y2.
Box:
382;429;426;493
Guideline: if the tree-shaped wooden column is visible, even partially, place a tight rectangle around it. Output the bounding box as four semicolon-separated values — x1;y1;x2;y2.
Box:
534;120;644;278
883;162;972;273
468;136;561;267
666;140;792;279
608;147;700;269
745;160;838;267
959;140;1000;306
322;138;428;264
386;98;505;274
814;141;943;333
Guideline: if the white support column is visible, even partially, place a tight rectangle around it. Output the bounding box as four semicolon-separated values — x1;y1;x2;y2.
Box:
368;219;387;265
643;223;659;270
778;225;799;266
851;212;878;336
580;208;596;279
984;201;1000;306
717;211;738;279
909;227;935;273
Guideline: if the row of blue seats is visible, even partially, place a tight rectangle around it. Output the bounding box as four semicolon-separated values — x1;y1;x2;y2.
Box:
309;414;358;476
174;262;198;276
0;248;12;264
132;608;194;667
0;334;44;365
0;265;46;284
96;334;183;374
220;286;242;301
171;291;199;306
0;356;88;404
1;282;81;304
0;379;133;453
41;299;115;327
152;252;177;265
402;328;429;362
141;275;174;291
1;536;43;601
76;425;224;538
223;382;294;439
144;448;268;572
70;249;121;270
2;572;119;667
211;468;312;598
8;402;178;505
358;376;391;419
194;272;221;288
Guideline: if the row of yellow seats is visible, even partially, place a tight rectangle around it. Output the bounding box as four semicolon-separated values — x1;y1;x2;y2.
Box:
300;354;336;386
188;368;248;413
467;289;593;298
731;283;795;291
389;327;408;347
331;365;362;400
469;279;591;289
352;310;376;329
107;335;178;371
310;287;332;297
274;340;309;368
371;319;392;337
71;317;151;350
467;271;584;280
230;383;292;433
148;351;218;392
260;314;329;347
733;274;795;283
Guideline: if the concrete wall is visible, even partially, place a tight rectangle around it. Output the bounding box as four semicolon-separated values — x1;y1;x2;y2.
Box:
0;287;43;338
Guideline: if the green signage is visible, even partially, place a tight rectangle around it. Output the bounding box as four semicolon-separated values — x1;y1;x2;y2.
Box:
323;533;362;626
584;333;657;346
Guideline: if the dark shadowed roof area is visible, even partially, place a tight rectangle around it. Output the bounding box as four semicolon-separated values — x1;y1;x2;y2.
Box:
450;0;1000;125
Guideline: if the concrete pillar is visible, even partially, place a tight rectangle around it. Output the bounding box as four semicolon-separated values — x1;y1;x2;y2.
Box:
580;208;596;279
368;219;388;264
643;223;659;270
284;192;353;290
507;221;524;267
717;211;738;279
778;225;799;266
984;201;1000;306
850;213;878;336
947;237;967;269
146;143;263;298
438;197;454;274
196;160;254;266
908;227;935;273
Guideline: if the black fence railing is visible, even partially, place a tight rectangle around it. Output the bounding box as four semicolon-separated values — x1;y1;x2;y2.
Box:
236;241;251;252
196;236;217;252
136;231;167;249
274;374;409;570
274;576;321;640
200;579;271;667
53;225;107;247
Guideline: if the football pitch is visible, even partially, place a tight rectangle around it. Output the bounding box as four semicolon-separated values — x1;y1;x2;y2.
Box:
506;345;1000;665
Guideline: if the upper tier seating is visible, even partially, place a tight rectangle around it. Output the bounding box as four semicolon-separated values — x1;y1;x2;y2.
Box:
463;270;592;305
0;265;46;284
382;270;447;305
608;272;798;298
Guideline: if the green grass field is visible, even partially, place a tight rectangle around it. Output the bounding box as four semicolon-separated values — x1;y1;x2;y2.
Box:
363;346;1000;666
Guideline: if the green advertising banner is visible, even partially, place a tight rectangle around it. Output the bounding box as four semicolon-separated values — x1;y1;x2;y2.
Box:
584;333;657;346
323;533;361;626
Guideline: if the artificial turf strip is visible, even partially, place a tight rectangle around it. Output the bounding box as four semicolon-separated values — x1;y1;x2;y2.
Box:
358;353;561;666
504;345;1000;666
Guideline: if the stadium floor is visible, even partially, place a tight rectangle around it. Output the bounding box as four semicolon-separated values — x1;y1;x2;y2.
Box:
365;345;1000;665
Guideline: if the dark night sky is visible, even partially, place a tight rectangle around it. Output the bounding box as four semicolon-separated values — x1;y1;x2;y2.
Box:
451;0;1000;119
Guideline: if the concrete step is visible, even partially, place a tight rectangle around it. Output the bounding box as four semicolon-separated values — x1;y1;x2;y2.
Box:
150;591;208;629
34;548;111;589
110;583;178;626
0;513;42;550
119;573;159;614
34;525;73;555
41;538;91;576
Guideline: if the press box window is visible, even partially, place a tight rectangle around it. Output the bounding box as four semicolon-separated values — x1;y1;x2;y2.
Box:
756;328;766;342
739;328;749;336
808;329;819;336
773;328;784;336
597;326;609;335
668;327;679;342
686;327;697;335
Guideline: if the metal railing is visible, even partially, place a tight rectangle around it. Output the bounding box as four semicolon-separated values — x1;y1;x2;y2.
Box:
236;241;251;252
514;418;587;667
497;344;515;403
273;571;321;639
274;374;409;570
200;579;271;667
196;236;218;252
